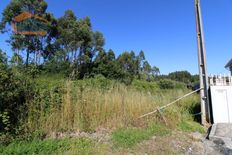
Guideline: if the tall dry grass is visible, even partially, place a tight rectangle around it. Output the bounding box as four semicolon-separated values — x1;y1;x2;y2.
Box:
25;80;200;134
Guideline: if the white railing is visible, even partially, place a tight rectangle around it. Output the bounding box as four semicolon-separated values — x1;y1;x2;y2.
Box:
209;74;232;86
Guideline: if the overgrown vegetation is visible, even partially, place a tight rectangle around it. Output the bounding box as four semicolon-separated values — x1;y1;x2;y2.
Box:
23;75;202;133
0;0;203;154
0;138;99;155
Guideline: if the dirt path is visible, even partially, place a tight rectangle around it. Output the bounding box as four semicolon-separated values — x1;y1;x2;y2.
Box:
105;131;205;155
48;127;232;154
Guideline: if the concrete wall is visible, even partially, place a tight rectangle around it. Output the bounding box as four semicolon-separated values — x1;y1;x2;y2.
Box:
210;86;232;123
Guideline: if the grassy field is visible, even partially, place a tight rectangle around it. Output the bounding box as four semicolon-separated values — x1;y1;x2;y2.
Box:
0;138;101;155
1;75;205;154
24;76;200;132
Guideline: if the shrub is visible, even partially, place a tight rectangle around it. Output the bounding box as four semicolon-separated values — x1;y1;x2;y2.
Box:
158;79;175;89
131;79;158;93
0;53;34;134
83;74;114;90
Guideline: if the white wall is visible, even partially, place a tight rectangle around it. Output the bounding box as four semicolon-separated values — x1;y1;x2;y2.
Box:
210;86;232;123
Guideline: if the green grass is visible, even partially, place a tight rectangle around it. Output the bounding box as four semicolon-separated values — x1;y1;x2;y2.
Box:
112;123;170;148
35;74;65;89
178;120;205;133
0;138;98;155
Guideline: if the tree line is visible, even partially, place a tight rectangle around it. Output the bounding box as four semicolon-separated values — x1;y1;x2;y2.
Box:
0;0;201;138
0;0;160;83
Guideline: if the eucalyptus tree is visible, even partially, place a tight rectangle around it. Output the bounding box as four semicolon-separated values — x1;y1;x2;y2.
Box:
0;49;7;64
56;10;77;62
151;66;160;76
117;51;138;81
6;34;25;65
0;0;49;66
74;17;105;78
92;49;120;78
136;50;146;79
143;60;152;81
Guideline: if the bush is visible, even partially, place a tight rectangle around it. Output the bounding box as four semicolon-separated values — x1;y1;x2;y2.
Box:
158;79;175;89
131;79;158;93
0;59;34;134
84;74;114;90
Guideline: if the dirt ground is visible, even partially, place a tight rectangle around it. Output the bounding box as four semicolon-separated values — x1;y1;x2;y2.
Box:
108;131;205;155
49;130;205;154
49;128;232;154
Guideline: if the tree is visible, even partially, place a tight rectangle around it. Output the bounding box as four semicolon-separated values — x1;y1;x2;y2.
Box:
6;35;25;65
116;51;139;83
151;66;160;76
117;52;134;74
138;50;145;69
54;11;106;79
74;18;105;79
143;60;152;81
1;1;159;83
168;71;192;84
10;53;23;66
0;49;7;64
136;50;146;79
1;0;49;66
92;49;123;79
56;10;77;62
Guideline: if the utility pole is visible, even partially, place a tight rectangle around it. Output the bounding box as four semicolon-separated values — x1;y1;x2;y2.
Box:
194;0;210;125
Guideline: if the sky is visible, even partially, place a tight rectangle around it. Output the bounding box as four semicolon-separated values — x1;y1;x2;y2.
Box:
0;0;232;75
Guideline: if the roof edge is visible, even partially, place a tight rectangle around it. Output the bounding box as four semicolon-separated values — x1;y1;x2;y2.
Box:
225;58;232;68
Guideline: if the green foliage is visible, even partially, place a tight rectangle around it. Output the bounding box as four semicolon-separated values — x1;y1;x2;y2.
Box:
0;49;7;64
0;2;205;150
92;49;125;80
168;71;193;84
0;133;14;146
24;65;41;78
0;112;11;132
178;120;204;133
81;75;114;90
1;0;50;65
157;79;186;90
112;123;170;148
1;0;157;80
0;138;97;155
10;53;23;66
131;79;158;93
0;51;34;133
158;79;175;89
113;128;150;148
43;60;71;76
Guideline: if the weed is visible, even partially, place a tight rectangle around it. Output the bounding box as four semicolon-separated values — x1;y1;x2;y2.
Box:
23;76;201;136
0;138;97;155
178;120;204;133
112;123;170;148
